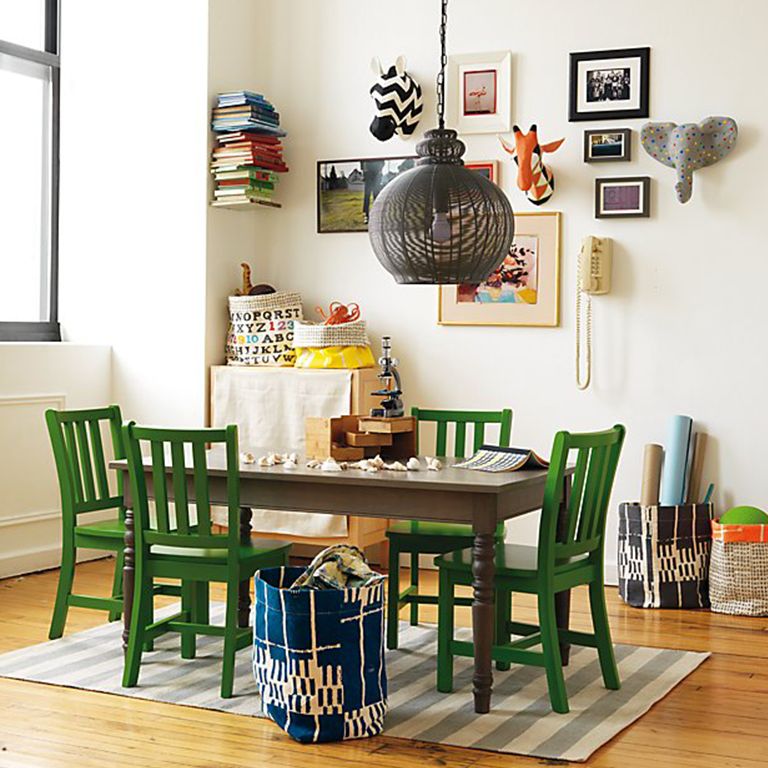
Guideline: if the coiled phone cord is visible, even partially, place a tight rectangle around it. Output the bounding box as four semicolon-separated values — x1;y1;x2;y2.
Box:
575;256;592;390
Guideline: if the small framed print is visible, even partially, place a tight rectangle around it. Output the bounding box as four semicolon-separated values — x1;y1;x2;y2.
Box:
569;47;650;121
439;212;561;327
584;128;632;162
595;176;650;219
465;160;498;183
447;51;511;134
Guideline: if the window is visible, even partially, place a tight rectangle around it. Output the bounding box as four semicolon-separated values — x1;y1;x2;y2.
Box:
0;1;60;341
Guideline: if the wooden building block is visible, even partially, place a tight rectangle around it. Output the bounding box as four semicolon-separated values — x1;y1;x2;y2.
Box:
358;416;415;434
346;431;393;447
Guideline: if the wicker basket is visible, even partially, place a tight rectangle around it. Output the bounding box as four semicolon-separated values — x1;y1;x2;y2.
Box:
293;320;370;348
710;521;768;616
226;292;303;366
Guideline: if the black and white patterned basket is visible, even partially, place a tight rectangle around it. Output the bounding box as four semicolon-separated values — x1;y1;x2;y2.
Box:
293;319;369;348
618;502;714;609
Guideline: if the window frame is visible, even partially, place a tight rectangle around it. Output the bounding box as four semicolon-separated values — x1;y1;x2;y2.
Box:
0;0;60;342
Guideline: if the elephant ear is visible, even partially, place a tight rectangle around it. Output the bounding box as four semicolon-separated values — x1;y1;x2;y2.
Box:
697;116;738;168
641;122;678;168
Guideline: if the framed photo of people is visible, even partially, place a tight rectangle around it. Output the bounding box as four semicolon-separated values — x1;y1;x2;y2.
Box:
316;156;416;233
438;212;561;327
569;47;650;122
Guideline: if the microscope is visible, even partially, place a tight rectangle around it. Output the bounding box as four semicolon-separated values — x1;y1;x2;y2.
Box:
370;336;404;418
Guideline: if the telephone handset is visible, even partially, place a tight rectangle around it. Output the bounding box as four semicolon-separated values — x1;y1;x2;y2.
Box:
576;236;612;390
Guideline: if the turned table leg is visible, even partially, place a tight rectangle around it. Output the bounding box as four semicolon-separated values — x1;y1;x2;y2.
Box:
122;489;134;652
238;506;253;628
555;473;573;665
471;508;497;714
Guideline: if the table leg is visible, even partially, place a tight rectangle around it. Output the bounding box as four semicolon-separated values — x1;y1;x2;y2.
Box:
471;508;497;714
555;473;573;665
238;506;253;628
122;503;134;652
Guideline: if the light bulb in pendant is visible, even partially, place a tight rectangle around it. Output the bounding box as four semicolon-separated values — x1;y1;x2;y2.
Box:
431;211;451;243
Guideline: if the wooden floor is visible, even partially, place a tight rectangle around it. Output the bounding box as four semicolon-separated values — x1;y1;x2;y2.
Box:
0;559;766;768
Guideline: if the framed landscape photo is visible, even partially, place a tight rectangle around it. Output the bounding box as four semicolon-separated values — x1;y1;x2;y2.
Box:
438;211;561;327
569;47;650;121
595;176;650;219
447;51;512;134
465;160;499;183
317;156;416;233
584;128;632;162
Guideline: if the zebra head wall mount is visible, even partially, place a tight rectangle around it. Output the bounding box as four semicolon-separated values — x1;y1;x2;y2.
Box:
369;56;423;141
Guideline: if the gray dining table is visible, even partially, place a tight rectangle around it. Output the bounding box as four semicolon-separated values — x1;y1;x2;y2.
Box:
111;450;573;714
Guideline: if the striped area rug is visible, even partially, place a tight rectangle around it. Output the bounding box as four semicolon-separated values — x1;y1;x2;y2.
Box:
0;604;708;762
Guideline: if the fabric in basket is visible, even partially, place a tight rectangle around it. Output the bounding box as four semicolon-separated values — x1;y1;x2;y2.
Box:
226;292;303;366
618;503;713;608
710;520;768;616
253;566;387;743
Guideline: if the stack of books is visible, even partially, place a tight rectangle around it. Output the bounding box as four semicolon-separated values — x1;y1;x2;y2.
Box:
210;91;288;209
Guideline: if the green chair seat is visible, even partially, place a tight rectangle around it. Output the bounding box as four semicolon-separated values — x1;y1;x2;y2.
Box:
388;520;475;538
74;518;126;538
435;425;626;714
152;539;291;564
386;406;513;650
435;543;590;579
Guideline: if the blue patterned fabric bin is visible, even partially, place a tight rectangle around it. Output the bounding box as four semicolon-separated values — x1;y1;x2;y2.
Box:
253;566;387;743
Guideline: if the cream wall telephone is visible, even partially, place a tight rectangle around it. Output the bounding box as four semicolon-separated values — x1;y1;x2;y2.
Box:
576;236;612;390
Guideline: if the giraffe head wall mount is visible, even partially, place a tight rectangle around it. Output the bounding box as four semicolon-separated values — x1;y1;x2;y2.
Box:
640;116;738;203
499;124;565;206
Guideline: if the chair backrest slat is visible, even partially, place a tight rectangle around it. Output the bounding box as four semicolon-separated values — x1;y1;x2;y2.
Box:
192;441;212;536
171;441;190;534
538;425;625;570
150;440;171;532
46;405;125;522
75;420;96;502
412;407;513;459
124;423;238;557
88;419;111;498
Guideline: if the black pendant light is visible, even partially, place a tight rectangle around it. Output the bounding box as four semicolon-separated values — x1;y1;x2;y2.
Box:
368;0;515;284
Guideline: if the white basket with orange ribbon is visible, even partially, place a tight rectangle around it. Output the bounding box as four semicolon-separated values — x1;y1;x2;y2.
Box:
710;520;768;616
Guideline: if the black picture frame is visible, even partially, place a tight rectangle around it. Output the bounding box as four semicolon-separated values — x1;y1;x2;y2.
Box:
569;47;650;122
583;128;632;163
594;176;651;219
316;156;417;233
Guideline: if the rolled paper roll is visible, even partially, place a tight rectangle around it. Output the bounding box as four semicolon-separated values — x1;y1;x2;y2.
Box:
686;432;708;503
640;443;663;507
660;415;693;506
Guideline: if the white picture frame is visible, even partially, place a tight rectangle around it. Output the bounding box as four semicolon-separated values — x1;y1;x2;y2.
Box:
447;51;512;135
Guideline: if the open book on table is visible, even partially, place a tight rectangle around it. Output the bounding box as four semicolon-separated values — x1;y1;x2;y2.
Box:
454;445;550;473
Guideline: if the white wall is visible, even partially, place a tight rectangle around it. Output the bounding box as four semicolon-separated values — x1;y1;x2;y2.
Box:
0;344;111;577
58;0;210;427
248;0;768;577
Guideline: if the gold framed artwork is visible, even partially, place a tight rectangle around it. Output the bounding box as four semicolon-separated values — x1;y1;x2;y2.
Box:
438;211;561;327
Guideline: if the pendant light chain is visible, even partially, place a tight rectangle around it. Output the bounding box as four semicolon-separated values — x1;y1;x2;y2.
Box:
436;0;448;130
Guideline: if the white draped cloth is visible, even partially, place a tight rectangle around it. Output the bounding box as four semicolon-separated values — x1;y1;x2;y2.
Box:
211;366;352;537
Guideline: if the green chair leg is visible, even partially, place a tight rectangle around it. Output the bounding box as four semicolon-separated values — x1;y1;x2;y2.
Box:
49;545;75;640
589;580;621;690
108;549;125;622
181;580;197;659
495;588;511;672
538;590;569;714
122;571;149;688
436;568;455;693
194;580;210;626
409;551;419;626
386;539;401;650
220;577;240;698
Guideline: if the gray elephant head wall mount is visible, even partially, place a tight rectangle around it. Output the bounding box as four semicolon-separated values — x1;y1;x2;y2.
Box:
641;116;738;203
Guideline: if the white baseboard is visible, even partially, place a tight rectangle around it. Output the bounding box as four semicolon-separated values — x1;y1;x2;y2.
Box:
0;544;110;580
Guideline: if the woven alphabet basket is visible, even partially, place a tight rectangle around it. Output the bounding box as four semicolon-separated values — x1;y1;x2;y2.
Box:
618;502;713;608
226;292;303;366
709;521;768;616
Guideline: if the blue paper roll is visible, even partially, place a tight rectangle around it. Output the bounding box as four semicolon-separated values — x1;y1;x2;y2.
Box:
660;415;693;505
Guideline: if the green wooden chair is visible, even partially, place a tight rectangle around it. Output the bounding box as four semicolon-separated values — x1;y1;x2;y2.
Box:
121;421;291;698
435;425;626;713
386;407;512;650
46;405;132;639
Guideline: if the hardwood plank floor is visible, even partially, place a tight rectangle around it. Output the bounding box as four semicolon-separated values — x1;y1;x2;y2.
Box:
0;558;766;767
